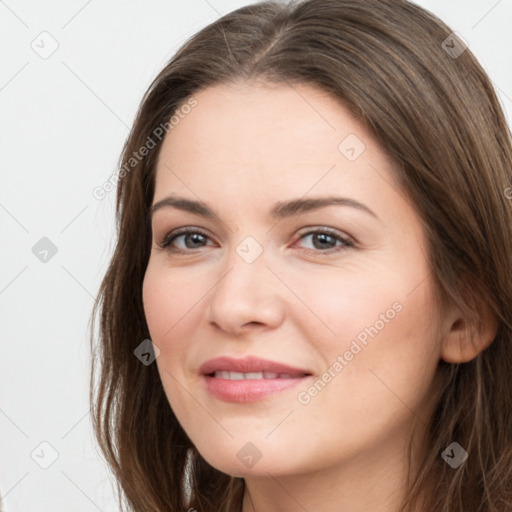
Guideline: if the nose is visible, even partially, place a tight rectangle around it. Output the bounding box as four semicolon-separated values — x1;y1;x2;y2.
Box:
205;244;286;335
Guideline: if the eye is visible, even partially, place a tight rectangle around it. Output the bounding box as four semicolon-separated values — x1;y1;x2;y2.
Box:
293;227;353;254
158;227;215;252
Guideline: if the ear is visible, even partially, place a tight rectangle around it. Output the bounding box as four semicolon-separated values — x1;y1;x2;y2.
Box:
440;299;499;364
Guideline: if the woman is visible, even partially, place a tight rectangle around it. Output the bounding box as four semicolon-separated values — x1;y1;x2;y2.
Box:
90;0;512;510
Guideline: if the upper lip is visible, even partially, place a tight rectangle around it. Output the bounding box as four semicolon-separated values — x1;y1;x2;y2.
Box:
199;356;312;376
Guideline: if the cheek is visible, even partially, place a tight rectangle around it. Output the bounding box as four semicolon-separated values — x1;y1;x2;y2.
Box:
142;263;210;391
309;279;440;428
302;255;440;403
142;263;200;343
282;260;416;350
142;266;198;415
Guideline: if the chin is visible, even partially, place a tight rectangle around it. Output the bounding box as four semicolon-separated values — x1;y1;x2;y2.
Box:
195;441;302;478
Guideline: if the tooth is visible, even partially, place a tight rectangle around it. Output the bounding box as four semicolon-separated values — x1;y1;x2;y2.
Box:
215;371;230;379
279;373;293;378
263;371;279;379
229;372;245;380
245;372;263;379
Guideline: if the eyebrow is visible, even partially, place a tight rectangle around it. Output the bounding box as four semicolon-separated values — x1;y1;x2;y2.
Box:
150;195;378;220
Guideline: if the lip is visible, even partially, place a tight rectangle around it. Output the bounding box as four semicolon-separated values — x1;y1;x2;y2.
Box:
200;356;313;403
199;355;311;376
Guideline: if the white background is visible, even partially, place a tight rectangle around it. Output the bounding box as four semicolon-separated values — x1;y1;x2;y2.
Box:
1;0;511;510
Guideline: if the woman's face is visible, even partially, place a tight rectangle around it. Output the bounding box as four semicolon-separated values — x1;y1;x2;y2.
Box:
142;80;445;478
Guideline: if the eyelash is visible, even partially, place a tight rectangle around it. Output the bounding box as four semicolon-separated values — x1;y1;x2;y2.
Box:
157;226;354;255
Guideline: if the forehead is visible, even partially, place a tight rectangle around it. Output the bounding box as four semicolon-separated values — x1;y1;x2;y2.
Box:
158;81;366;165
153;80;400;214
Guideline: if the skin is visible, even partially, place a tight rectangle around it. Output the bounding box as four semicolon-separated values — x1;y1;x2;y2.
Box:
142;80;496;512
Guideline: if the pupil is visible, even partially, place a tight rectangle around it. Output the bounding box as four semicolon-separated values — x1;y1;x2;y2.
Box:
186;233;205;248
314;233;334;249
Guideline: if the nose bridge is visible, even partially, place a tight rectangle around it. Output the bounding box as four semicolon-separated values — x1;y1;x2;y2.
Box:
214;234;270;303
206;234;284;331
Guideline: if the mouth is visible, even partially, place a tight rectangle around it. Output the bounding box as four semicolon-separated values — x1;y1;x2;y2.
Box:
209;370;309;380
200;356;313;402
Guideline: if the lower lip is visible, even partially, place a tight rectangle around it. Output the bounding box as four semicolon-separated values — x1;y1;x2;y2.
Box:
203;375;311;402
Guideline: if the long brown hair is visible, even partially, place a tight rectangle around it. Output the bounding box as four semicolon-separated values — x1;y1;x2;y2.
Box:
90;0;512;510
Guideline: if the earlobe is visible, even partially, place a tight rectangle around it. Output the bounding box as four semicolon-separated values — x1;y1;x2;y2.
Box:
440;303;499;364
